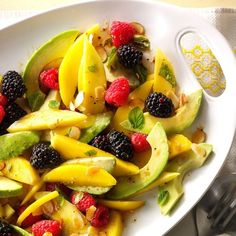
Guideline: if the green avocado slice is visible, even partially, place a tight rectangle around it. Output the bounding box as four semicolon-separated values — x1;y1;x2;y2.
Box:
79;112;113;143
0;131;40;160
158;143;213;215
121;89;203;134
107;122;169;199
0;177;23;198
23;30;80;111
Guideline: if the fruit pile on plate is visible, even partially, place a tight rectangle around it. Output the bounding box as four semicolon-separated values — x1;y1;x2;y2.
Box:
0;21;212;236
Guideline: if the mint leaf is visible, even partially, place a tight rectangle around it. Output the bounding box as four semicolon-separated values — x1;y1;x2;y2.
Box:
135;63;147;84
48;100;60;109
107;46;118;70
88;64;97;73
85;150;97;157
128;107;144;129
158;190;169;206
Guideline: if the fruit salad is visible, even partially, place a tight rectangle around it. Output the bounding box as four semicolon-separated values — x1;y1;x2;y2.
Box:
0;20;213;235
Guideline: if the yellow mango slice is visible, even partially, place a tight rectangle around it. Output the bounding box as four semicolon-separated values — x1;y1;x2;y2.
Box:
21;176;45;205
51;134;139;176
17;191;59;225
43;164;117;187
169;134;192;159
98;200;144;211
78;37;106;114
153;48;176;96
110;80;153;134
101;210;123;236
2;157;40;185
39;90;61;111
133;172;180;197
7;110;87;132
59;24;100;107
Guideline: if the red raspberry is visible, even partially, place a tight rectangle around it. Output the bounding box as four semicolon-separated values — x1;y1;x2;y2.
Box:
0;93;8;106
131;133;151;152
110;21;136;47
32;220;61;236
39;68;59;90
0;105;6;123
18;205;43;228
105;78;130;107
91;204;110;228
71;192;96;213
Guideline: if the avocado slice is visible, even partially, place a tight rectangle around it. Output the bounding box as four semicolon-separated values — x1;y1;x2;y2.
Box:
79;112;112;143
0;177;23;198
11;225;32;236
158;143;213;215
107;122;169;199
23;30;80;111
68;185;112;195
121;89;203;134
0;131;40;160
63;156;116;173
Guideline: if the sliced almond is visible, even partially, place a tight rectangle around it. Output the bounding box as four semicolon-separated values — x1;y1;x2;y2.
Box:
192;127;206;144
69;126;81;140
96;46;108;63
179;93;188;107
86;205;97;221
166;90;179;109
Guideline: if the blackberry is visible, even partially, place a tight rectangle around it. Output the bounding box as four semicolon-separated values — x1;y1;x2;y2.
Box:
4;102;27;125
145;92;174;118
1;71;26;102
107;130;133;161
0;220;14;236
117;44;143;68
90;135;110;153
30;142;62;169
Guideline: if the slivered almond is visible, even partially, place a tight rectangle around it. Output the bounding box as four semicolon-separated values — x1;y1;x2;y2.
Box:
179;93;188;107
166;90;179;109
42;201;55;215
192;127;206;144
86;205;97;221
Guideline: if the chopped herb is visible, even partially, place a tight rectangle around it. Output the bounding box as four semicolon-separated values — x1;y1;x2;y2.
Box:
133;34;150;49
128;107;144;129
107;46;118;70
48;100;60;109
88;64;97;73
158;190;169;206
134;63;147;84
85;150;97;157
159;63;176;87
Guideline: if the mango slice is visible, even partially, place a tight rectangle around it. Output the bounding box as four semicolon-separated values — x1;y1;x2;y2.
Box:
78;36;106;114
169;134;192;159
98;200;144;211
51;134;139;176
101;210;123;236
153;48;176;95
7;110;87;132
2;157;40;185
17;191;59;225
59;24;100;107
43;164;117;187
